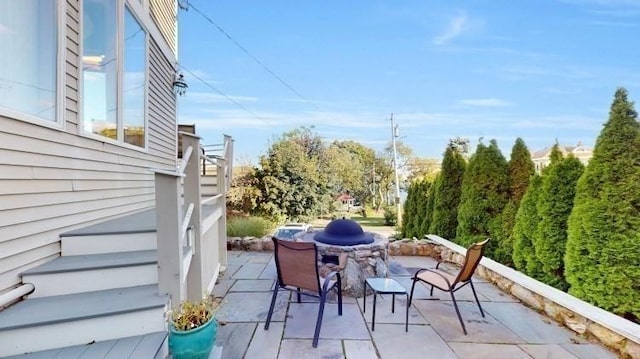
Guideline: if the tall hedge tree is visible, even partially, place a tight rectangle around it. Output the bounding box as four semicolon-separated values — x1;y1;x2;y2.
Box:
401;181;419;238
430;144;466;240
512;175;544;277
419;177;437;236
495;138;535;264
534;155;584;290
456;140;509;257
565;88;640;320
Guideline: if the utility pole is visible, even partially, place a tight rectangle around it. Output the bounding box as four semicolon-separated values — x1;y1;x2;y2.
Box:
390;113;402;225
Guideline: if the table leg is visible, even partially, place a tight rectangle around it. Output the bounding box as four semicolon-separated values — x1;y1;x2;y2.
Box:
392;293;396;313
363;282;367;313
372;292;377;331
405;293;409;332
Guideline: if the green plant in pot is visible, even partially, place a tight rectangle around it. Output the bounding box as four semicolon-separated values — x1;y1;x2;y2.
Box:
168;295;219;359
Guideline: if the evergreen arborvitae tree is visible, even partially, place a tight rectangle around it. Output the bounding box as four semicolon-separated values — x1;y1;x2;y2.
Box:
495;138;535;264
410;179;431;238
508;138;535;204
419;177;437;236
456;140;509;257
534;155;583;290
512;175;544;277
401;181;418;238
565;88;640;320
430;145;466;240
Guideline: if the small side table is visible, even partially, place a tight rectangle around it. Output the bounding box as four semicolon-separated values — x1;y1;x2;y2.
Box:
363;278;409;332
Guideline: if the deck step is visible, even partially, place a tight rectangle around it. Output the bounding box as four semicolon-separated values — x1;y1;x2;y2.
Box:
5;331;168;359
0;285;168;357
61;232;157;256
61;209;157;255
22;250;158;297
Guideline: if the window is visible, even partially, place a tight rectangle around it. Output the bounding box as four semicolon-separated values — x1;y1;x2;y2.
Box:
82;0;148;148
123;7;146;147
0;1;59;123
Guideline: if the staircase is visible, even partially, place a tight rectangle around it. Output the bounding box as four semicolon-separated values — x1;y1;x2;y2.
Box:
0;210;169;358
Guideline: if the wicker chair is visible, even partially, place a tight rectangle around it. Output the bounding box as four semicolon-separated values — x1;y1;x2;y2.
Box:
264;237;342;347
409;238;490;334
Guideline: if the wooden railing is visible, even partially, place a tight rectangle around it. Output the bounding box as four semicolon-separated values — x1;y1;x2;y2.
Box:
154;132;233;308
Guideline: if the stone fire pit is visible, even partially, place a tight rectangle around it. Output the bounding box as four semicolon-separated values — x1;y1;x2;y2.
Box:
297;230;389;297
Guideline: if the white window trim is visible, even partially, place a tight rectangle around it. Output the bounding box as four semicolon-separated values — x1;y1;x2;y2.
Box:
79;0;150;152
0;0;65;130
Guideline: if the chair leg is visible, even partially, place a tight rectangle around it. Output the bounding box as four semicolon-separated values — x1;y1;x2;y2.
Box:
336;277;343;316
297;288;302;303
313;292;327;348
264;285;279;330
430;285;434;296
409;278;418;306
469;280;484;317
449;291;467;335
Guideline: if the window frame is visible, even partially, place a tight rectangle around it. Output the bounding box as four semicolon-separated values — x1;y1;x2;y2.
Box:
79;0;149;151
0;0;65;130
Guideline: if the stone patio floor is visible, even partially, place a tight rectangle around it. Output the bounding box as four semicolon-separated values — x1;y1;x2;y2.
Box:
213;250;617;359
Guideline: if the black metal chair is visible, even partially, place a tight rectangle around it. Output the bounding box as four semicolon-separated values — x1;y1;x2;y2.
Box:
409;238;490;334
264;237;342;347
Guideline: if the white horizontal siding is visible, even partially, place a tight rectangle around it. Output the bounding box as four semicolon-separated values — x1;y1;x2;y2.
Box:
149;0;177;55
0;0;178;295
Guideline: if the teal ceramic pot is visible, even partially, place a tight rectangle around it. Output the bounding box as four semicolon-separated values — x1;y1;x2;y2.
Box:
168;317;217;359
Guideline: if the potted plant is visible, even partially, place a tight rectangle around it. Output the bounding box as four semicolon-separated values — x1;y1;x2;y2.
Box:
168;295;220;359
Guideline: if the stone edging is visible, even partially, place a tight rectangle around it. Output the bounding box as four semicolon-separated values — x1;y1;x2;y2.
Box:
227;234;640;358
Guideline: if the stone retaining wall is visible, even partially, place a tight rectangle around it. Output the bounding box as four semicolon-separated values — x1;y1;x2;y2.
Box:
227;235;640;358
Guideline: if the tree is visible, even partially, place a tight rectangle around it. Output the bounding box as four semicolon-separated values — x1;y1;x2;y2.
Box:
253;128;328;222
430;143;466;240
534;155;583;290
512;175;544;278
494;138;535;264
419;176;437;236
565;88;640;320
456;140;509;257
401;180;419;238
323;140;376;206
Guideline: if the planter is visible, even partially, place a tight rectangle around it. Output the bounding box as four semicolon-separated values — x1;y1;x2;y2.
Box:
168;317;218;359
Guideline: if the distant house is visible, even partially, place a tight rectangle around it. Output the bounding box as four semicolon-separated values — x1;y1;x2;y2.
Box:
532;142;592;174
336;192;356;211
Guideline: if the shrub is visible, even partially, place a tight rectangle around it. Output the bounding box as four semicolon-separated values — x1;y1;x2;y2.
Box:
456;140;509;257
430;145;466;240
383;206;398;226
565;88;640;320
534;155;583;290
419;178;437;236
495;138;535;264
512;175;544;277
226;216;273;237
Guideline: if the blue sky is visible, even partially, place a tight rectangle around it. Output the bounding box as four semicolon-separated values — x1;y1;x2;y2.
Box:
177;0;640;163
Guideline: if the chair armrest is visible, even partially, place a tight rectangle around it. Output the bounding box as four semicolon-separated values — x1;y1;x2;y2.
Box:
422;268;453;288
323;271;341;292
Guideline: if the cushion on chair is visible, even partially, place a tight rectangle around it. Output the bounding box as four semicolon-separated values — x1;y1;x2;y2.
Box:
416;270;457;291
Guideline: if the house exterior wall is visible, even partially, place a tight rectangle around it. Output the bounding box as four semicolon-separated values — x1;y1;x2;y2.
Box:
0;0;178;295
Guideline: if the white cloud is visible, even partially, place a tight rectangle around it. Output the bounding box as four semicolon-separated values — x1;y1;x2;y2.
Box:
433;14;468;46
458;98;513;107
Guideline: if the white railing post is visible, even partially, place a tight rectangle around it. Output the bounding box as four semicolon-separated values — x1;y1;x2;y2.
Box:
181;133;205;301
154;170;186;309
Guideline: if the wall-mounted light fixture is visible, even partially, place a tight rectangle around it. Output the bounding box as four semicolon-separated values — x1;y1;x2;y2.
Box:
178;0;190;11
172;72;188;96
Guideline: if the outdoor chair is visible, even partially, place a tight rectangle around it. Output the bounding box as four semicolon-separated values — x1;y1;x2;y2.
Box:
264;237;343;347
408;238;490;335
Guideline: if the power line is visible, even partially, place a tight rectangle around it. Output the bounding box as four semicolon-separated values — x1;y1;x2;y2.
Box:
184;2;320;110
179;64;268;122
